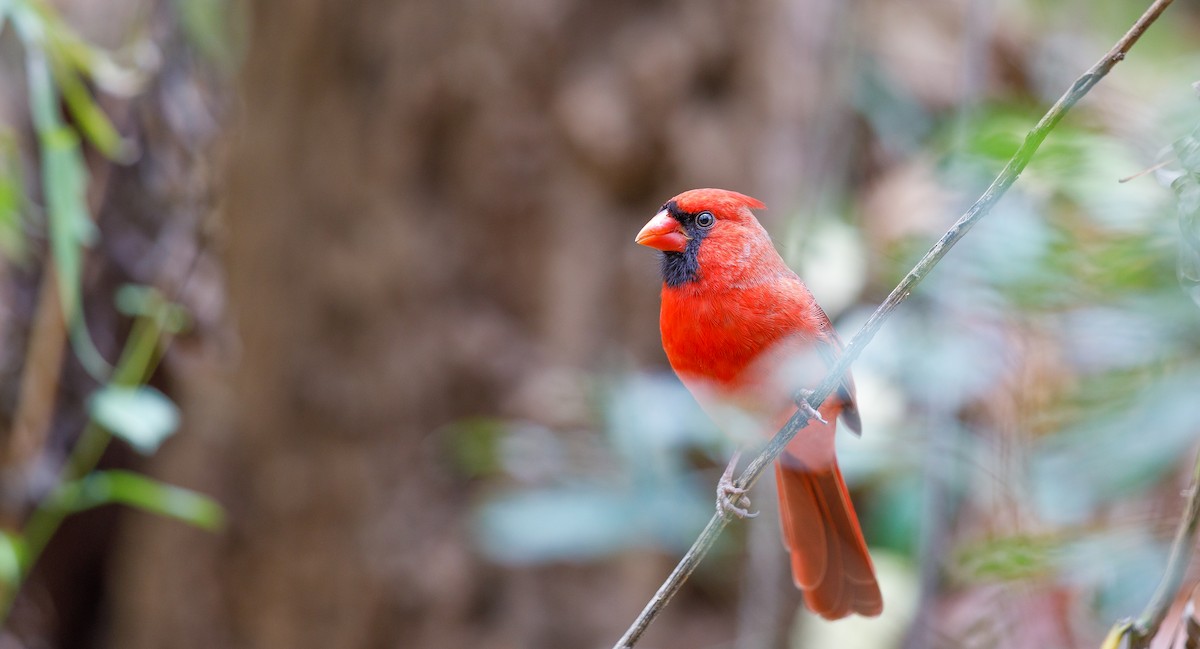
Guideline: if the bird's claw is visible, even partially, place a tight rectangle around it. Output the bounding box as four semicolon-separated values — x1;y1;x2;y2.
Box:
793;388;828;424
716;450;759;519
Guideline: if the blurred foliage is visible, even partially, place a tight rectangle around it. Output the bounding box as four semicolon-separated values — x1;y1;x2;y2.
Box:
6;0;141;377
172;0;241;68
473;375;721;563
0;534;18;591
89;385;180;454
868;89;1200;633
0;0;223;623
956;532;1060;583
1167;124;1200;306
444;417;507;479
0;130;26;263
56;470;224;531
465;3;1200;644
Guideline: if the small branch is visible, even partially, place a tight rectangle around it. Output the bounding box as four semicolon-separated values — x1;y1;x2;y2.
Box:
1103;447;1200;649
1;272;67;512
612;1;1174;646
1119;159;1171;184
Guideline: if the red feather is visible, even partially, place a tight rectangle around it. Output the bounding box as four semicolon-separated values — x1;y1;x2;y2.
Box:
641;188;881;619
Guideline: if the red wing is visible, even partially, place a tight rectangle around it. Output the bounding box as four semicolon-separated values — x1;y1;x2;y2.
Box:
810;304;861;435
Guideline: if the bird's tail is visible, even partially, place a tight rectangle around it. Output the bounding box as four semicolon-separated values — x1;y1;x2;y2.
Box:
775;442;882;619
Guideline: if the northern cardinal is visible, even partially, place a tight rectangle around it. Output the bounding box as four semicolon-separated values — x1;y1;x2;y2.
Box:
635;188;882;619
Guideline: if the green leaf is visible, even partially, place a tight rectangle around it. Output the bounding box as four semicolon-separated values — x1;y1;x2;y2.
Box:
0;129;27;262
89;385;180;454
42;123;110;378
443;417;505;477
52;57;134;161
42;123;95;246
174;0;239;67
18;0;145;97
115;284;190;333
0;532;21;587
60;470;224;530
955;533;1059;582
18;26;111;378
115;284;160;317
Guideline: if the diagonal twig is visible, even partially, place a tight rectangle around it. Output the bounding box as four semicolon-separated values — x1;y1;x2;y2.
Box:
613;1;1175;646
1103;446;1200;649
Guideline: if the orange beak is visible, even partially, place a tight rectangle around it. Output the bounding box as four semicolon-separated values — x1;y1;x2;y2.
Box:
635;210;689;252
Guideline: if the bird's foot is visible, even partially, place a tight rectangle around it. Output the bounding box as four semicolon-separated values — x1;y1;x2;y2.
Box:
716;450;759;519
792;388;828;424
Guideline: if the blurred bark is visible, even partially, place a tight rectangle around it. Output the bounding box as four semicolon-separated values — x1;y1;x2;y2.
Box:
106;1;849;648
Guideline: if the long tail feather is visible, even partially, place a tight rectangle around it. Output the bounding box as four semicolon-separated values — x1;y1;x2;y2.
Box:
775;445;882;619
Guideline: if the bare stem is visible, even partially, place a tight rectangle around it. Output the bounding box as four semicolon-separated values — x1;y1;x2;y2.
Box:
1104;447;1200;649
613;1;1175;646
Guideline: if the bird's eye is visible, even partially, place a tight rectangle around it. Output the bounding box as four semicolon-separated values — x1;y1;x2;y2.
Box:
695;211;715;228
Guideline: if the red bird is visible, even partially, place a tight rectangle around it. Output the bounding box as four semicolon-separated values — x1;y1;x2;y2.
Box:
636;188;882;619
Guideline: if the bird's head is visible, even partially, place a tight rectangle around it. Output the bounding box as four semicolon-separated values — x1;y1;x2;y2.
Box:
635;188;769;287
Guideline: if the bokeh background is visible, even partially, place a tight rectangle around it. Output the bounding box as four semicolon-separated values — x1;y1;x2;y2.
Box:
2;0;1200;648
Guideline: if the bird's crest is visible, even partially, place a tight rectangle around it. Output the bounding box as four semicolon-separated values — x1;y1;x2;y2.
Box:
669;188;766;216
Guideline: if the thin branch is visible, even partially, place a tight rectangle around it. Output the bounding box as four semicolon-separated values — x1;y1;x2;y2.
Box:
1119;159;1171;183
1;272;66;509
1102;447;1200;649
613;1;1175;646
